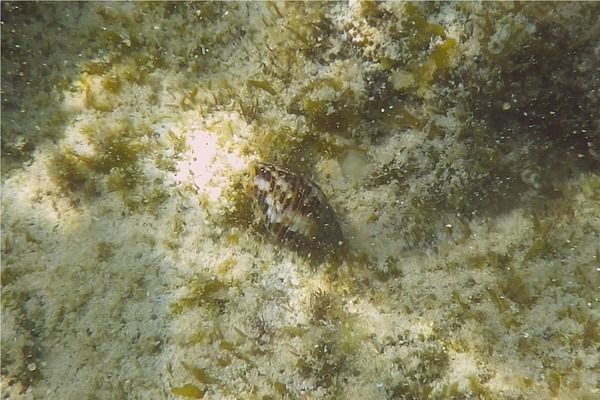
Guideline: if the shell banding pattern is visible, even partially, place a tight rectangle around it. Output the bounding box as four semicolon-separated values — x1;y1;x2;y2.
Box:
248;161;344;250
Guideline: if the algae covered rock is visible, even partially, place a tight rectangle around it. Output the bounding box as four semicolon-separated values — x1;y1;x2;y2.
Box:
2;2;599;399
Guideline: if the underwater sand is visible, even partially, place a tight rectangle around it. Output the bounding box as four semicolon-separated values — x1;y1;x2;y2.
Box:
2;2;599;399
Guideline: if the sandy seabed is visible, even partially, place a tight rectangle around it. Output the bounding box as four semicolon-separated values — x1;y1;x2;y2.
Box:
2;2;599;399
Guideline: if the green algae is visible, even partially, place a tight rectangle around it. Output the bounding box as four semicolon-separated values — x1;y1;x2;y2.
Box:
171;384;205;398
500;272;536;308
247;79;277;96
182;361;221;385
3;2;600;399
169;276;230;316
52;124;148;194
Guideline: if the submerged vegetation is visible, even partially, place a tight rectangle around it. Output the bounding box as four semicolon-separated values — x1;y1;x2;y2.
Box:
2;2;599;399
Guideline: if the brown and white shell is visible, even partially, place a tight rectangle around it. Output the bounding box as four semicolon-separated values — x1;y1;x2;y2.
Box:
247;161;344;251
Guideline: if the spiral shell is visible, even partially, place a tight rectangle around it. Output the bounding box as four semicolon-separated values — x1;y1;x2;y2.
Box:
247;161;344;250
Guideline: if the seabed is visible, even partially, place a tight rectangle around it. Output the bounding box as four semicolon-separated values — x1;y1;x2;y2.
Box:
1;3;599;399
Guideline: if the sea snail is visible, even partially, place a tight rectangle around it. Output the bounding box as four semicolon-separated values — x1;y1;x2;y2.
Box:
247;161;344;252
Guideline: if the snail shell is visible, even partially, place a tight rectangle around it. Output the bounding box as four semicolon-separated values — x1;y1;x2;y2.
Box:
247;161;344;251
